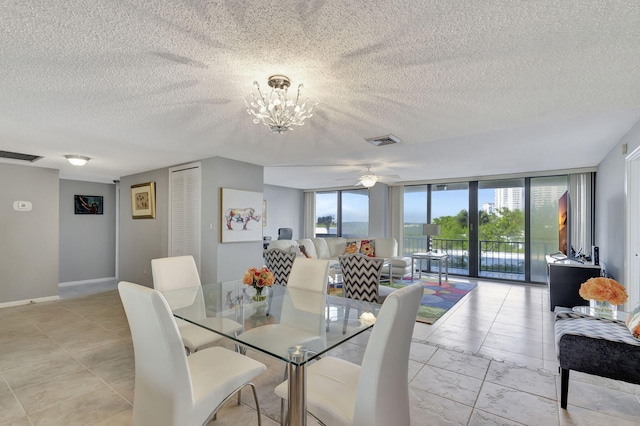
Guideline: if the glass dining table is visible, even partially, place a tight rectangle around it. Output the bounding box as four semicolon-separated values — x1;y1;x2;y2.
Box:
163;281;381;426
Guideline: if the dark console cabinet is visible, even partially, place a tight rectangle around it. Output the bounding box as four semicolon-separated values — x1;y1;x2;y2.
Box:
546;256;601;311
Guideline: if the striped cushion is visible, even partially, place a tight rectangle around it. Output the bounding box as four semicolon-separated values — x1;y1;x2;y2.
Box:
339;254;384;303
264;249;296;286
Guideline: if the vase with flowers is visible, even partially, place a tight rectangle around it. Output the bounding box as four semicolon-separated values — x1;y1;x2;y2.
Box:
243;266;274;303
578;277;628;319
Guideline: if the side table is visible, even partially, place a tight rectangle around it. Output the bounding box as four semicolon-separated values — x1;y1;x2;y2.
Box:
411;252;448;285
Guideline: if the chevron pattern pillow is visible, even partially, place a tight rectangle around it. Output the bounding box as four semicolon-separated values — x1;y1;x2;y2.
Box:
339;254;385;303
264;249;296;286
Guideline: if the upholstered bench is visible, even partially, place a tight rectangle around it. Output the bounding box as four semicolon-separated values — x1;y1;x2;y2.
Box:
555;311;640;409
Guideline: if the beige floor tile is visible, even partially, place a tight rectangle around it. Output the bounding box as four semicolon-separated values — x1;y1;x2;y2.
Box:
28;387;131;426
485;361;557;399
94;408;133;426
0;392;27;424
408;341;438;363
558;377;640;422
110;376;134;404
409;386;473;426
87;352;135;384
475;381;558;425
558;403;640;425
72;339;133;368
14;369;106;414
2;353;88;391
477;346;544;370
411;364;484;406
426;347;491;380
468;409;526;425
481;332;543;359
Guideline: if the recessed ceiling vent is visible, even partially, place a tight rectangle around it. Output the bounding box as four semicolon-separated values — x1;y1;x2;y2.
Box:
365;134;401;147
0;150;43;162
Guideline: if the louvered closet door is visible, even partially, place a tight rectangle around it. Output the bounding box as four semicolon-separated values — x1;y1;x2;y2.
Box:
170;163;201;269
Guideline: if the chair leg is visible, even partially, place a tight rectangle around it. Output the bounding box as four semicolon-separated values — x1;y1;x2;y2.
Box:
343;303;351;335
249;383;262;426
280;398;287;426
560;368;570;409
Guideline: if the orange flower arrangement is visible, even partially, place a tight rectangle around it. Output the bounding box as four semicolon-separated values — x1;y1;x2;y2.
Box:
579;277;628;306
243;266;274;300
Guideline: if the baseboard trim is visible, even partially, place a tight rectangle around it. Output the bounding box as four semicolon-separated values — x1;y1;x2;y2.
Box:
58;277;117;288
0;295;60;309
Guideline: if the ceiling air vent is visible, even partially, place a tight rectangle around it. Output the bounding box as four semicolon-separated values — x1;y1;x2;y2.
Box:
365;134;401;147
0;150;43;162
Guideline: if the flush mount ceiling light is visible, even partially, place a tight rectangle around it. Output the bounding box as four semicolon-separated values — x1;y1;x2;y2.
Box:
243;75;318;134
65;155;90;166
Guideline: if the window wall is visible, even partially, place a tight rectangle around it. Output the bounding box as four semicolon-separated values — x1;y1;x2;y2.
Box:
403;174;573;283
315;189;369;238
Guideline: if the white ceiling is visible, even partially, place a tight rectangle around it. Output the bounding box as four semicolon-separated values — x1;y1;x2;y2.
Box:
1;1;639;189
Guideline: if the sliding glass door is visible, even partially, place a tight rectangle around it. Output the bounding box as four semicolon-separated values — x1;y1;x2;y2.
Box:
477;179;525;280
431;183;469;275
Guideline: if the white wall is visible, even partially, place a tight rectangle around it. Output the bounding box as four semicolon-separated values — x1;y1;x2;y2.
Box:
263;184;304;240
0;163;59;303
596;119;640;282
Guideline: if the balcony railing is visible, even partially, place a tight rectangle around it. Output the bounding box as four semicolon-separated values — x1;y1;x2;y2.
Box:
403;237;555;281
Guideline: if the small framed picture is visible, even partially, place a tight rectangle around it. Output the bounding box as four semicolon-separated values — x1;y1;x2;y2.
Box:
74;195;103;214
131;182;156;219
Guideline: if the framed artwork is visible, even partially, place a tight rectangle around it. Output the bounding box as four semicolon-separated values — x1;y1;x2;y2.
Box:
74;195;103;214
220;188;263;242
263;199;268;227
131;182;156;219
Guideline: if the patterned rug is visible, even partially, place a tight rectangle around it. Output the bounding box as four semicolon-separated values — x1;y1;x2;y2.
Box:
389;277;477;324
328;276;476;324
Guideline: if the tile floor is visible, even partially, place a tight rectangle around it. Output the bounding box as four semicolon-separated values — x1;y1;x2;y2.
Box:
1;278;639;425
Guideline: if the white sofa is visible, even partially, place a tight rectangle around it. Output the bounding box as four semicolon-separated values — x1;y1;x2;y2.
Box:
267;237;412;279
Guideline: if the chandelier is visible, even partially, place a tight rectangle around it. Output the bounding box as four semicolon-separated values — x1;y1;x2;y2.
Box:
244;75;318;134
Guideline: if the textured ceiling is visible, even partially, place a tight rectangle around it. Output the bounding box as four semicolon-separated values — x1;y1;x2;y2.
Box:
1;1;639;188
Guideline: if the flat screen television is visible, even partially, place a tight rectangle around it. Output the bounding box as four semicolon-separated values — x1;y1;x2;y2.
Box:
558;190;569;256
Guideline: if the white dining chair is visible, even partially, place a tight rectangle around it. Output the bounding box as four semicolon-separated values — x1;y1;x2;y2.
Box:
238;258;330;357
274;282;424;426
118;281;267;426
151;255;243;354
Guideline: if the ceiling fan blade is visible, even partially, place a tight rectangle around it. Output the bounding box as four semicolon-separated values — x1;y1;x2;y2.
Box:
380;174;401;179
335;177;360;181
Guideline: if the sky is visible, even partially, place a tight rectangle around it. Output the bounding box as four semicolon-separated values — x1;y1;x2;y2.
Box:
316;188;496;223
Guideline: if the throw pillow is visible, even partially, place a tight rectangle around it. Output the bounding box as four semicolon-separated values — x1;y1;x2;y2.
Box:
626;301;640;339
359;239;375;257
299;245;313;258
344;241;361;255
288;246;304;257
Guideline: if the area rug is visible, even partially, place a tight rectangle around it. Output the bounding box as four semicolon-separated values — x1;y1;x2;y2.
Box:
389;277;477;324
329;276;477;324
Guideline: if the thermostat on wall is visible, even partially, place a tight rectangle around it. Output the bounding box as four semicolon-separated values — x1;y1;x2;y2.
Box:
13;201;32;211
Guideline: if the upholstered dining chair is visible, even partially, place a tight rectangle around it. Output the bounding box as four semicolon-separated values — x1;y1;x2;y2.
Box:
238;258;330;357
151;255;243;354
263;248;297;315
339;253;396;334
274;282;424;426
118;281;267;426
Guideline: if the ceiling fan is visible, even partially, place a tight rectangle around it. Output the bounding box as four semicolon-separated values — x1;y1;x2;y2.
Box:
335;165;400;188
